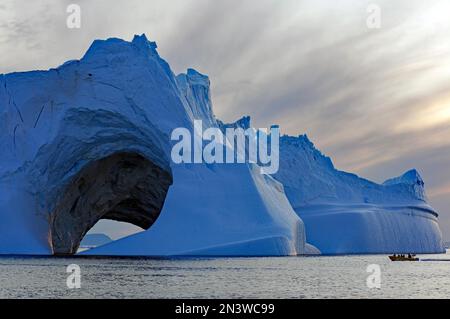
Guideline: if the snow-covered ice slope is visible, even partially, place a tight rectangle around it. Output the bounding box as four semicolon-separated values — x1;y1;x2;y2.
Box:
274;134;444;254
0;35;306;256
85;163;305;256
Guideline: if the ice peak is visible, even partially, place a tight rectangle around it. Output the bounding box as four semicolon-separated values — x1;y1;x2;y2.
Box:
84;37;126;55
279;134;335;171
382;169;427;202
218;116;251;131
176;68;215;126
176;69;210;93
403;169;424;184
184;68;210;87
383;169;425;187
82;34;159;62
236;116;251;129
282;134;319;152
132;33;149;43
132;33;158;51
298;134;314;148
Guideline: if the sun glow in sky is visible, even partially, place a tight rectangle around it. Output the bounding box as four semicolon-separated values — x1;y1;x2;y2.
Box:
396;97;450;133
421;100;450;128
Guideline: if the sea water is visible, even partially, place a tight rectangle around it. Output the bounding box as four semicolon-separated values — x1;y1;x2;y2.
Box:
0;252;449;298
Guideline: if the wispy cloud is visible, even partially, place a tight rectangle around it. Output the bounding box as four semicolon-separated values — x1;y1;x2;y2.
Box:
429;184;450;199
1;0;449;238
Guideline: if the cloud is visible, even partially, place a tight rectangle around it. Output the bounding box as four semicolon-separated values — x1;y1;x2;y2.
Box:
1;0;450;238
429;184;450;198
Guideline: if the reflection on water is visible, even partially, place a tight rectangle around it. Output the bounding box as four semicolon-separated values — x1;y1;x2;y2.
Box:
0;252;449;298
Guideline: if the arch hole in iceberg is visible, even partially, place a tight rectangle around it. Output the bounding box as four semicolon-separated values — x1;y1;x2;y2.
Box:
49;152;173;255
77;220;144;253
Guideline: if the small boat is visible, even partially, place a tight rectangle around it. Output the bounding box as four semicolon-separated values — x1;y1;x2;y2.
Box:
389;254;419;262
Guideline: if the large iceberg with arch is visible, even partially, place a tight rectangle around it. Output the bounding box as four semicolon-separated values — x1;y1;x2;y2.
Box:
0;34;444;256
0;34;306;256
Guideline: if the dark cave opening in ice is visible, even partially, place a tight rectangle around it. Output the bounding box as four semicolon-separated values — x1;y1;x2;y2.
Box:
50;152;172;255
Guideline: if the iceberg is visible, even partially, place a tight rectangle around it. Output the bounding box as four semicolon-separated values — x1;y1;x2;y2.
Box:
274;134;444;254
222;117;444;254
0;35;305;256
0;34;443;256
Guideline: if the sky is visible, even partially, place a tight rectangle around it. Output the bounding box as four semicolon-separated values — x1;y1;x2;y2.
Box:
1;0;449;240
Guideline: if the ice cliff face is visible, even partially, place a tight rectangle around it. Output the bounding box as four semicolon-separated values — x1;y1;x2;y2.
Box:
176;69;217;127
0;34;305;256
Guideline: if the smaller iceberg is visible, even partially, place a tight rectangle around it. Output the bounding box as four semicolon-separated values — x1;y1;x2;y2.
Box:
274;134;445;254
